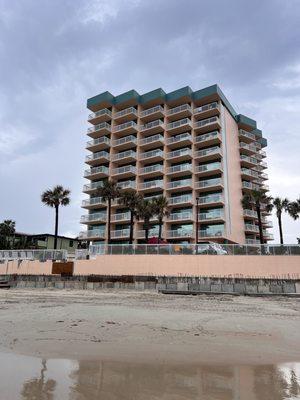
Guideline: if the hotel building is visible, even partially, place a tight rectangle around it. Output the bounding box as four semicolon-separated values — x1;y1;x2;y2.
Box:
80;85;272;244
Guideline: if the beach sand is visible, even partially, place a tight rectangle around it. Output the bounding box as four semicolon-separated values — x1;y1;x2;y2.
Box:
0;289;299;365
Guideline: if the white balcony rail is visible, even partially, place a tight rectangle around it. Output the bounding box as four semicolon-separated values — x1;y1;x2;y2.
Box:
85;151;110;162
167;229;193;238
140;119;164;131
139;134;164;146
194;116;219;129
166;163;191;174
243;209;258;218
240;142;257;152
196;178;222;189
114;107;137;119
139;180;163;190
139;164;163;174
81;212;106;223
169;212;193;221
242;181;260;191
86;136;110;148
112;165;136;175
240;155;258;165
82;197;105;207
196;162;222;173
199;194;223;204
239;129;256;141
117;181;136;190
112;212;131;222
84;166;109;177
195;131;220;144
111;229;130;238
166;148;192;159
140;149;164;160
166;132;192;145
167;179;192;189
111;150;136;161
140;105;164;118
113;121;138;132
241;168;259;178
199;210;224;221
168;194;193;205
194;146;221;158
83;181;104;191
167;104;191;115
166;118;192;130
194;102;219;115
88;108;112;121
111;135;137;147
245;224;259;233
79;229;105;239
87;122;111;134
199;229;224;238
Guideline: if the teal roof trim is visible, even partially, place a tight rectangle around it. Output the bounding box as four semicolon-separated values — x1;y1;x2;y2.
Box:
236;114;257;129
114;89;140;105
87;91;114;108
166;86;193;102
251;129;262;138
260;137;267;148
140;88;166;104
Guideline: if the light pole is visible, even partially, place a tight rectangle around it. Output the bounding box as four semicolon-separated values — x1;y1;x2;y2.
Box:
196;197;199;249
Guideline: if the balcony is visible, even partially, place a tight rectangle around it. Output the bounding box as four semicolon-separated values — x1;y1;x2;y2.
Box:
193;116;221;133
263;231;274;240
242;181;260;192
169;211;193;222
88;108;112;124
239;129;256;143
239;142;257;156
85;151;110;166
166;229;193;239
111;165;136;178
83;181;104;194
139;180;164;192
241;168;259;181
140;105;164;122
166;179;193;192
166;118;192;134
245;238;260;245
166;132;192;148
140;149;164;162
260;172;268;180
243;209;258;219
111;229;130;239
240;155;258;168
113;121;138;136
111;212;131;223
195;178;223;192
167;104;192;121
166;148;192;162
195;162;222;176
245;224;259;233
193;102;220;120
84;166;109;179
86;136;110;152
87;122;111;139
199;210;225;223
139;164;163;177
199;194;224;207
139;134;164;149
262;218;273;228
194;131;222;148
113;107;137;123
117;180;136;190
194;146;222;162
199;229;224;239
168;194;193;207
111;150;136;163
140;119;165;135
166;163;191;177
80;212;107;224
81;197;106;209
111;135;137;150
79;229;105;240
137;229;159;239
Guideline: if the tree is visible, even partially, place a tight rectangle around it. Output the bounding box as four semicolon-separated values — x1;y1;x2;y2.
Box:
152;196;169;241
118;189;141;244
136;198;156;243
242;190;273;244
95;179;120;244
0;220;16;249
41;185;71;249
288;198;300;221
272;197;290;245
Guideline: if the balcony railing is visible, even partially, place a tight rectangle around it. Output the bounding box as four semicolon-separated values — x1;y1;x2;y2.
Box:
111;150;136;162
139;180;163;190
140;105;164;118
85;151;110;162
113;121;138;133
241;168;259;178
111;212;131;222
194;146;221;159
82;197;105;207
166;163;191;174
114;107;137;119
79;229;105;239
240;155;258;165
168;194;193;205
239;129;256;141
86;136;110;148
87;122;111;134
195;131;220;144
83;181;104;192
195;162;222;174
242;181;260;191
111;135;137;147
240;142;257;153
111;165;136;176
169;212;193;221
243;209;258;218
140;120;164;131
166;118;192;131
167;104;191;116
88;108;112;121
137;229;159;238
194;102;219;115
199;229;224;238
117;181;136;190
84;166;109;177
139;164;163;175
167;229;193;238
140;149;164;160
245;224;259;233
199;210;224;221
139;134;164;146
80;212;106;223
167;179;192;190
111;229;130;239
199;194;223;205
166;148;192;159
196;178;222;189
166;132;192;145
194;116;220;130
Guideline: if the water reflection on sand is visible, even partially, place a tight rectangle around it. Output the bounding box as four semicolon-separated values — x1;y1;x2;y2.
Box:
0;352;299;399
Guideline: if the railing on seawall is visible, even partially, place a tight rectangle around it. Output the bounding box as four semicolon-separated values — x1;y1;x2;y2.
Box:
0;250;68;262
75;244;300;259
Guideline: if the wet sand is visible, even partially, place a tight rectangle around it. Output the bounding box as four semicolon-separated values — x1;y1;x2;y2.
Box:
0;289;300;364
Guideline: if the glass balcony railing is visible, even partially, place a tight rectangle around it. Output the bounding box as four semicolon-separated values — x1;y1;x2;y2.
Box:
79;229;105;239
140;120;164;131
86;136;110;148
241;168;259;178
87;122;111;134
245;224;259;233
84;166;109;177
196;178;222;189
139;164;163;174
240;155;258;165
82;197;105;207
137;229;159;238
240;142;257;153
166;163;191;174
239;129;256;141
83;181;104;192
113;121;138;132
85;151;110;162
167;179;192;189
166;118;192;131
245;239;260;245
199;229;224;238
140;149;164;160
169;212;193;221
114;107;137;119
166;148;192;159
139;134;164;146
166;132;192;145
167;229;193;238
195;162;222;174
111;150;136;161
194;102;219;115
242;181;260;191
111;229;130;238
168;194;193;205
139;180;163;190
243;209;258;218
111;212;131;222
80;212;106;223
194;116;219;129
111;135;137;147
194;146;221;158
199;210;224;221
88;108;112;121
199;194;223;205
167;104;191;116
195;131;220;144
117;181;136;190
111;165;136;175
140;105;164;118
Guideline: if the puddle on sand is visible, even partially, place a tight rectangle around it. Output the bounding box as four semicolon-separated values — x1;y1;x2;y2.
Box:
0;352;300;399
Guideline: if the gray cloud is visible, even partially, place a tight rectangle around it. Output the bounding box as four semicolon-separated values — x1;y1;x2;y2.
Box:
0;0;299;241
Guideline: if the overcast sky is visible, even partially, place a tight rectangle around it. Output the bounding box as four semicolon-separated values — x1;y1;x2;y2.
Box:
0;0;299;242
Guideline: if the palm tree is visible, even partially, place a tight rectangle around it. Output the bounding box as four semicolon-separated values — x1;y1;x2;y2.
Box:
136;198;156;243
242;190;273;244
95;179;120;244
152;196;169;241
0;220;16;249
41;185;71;249
272;197;290;244
288;198;300;220
118;189;141;244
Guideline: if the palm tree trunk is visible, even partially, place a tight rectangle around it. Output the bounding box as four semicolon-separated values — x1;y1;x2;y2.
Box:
54;205;59;249
107;199;111;244
256;203;264;245
158;217;162;241
278;214;284;245
145;218;149;243
129;211;134;244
